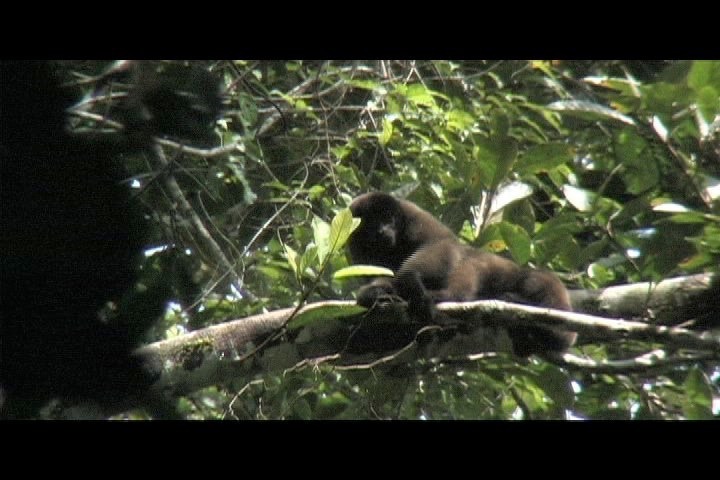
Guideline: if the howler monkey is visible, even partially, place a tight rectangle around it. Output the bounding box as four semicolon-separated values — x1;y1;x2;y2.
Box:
347;192;577;357
348;191;455;271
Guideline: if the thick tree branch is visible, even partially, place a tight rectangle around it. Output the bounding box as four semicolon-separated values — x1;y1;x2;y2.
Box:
441;299;719;352
568;273;716;325
124;273;719;415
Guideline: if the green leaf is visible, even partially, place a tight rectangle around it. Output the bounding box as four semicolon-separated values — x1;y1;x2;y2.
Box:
446;109;476;132
491;137;518;190
577;238;611;268
490;181;534;217
380;117;394;146
501;199;536;235
333;265;394;280
499;222;531;264
312;216;331;264
681;367;713;420
315;392;351;419
347;78;381;91
299;245;318;278
472;135;518;190
516;143;573;175
286;302;367;331
614;128;659;194
404;84;438;108
329;208;361;255
536;363;575;409
308;185;326;201
656;61;693;83
555;237;582;271
679;251;714;270
490;112;510;137
548;100;636;125
261;343;301;373
582;76;642;98
292;397;313;420
562;185;596;212
611;197;651;225
688;60;720;92
236;91;258;127
284;245;300;277
640;82;695;116
587;262;615;284
695;85;720;122
667;211;710;224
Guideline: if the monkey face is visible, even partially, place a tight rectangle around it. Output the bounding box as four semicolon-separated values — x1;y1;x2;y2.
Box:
378;221;398;246
350;193;405;249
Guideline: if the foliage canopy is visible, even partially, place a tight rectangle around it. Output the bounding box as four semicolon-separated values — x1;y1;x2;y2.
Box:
53;60;720;419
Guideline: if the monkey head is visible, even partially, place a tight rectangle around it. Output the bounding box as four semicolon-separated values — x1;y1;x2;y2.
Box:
348;192;455;271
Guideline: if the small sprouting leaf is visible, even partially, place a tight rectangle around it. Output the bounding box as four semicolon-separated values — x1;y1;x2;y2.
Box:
329;208;361;253
380;117;394;146
299;245;318;278
284;245;299;277
312;216;331;264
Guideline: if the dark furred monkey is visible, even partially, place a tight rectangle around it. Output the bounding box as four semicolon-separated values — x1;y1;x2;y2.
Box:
348;192;456;313
347;192;577;357
348;192;456;271
393;238;576;356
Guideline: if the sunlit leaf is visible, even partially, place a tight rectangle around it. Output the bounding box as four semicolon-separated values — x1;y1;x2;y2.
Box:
284;245;299;277
653;203;690;213
380;117;394;146
329;208;360;254
562;185;595;212
333;265;394;280
548;100;636;125
312;216;331;264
